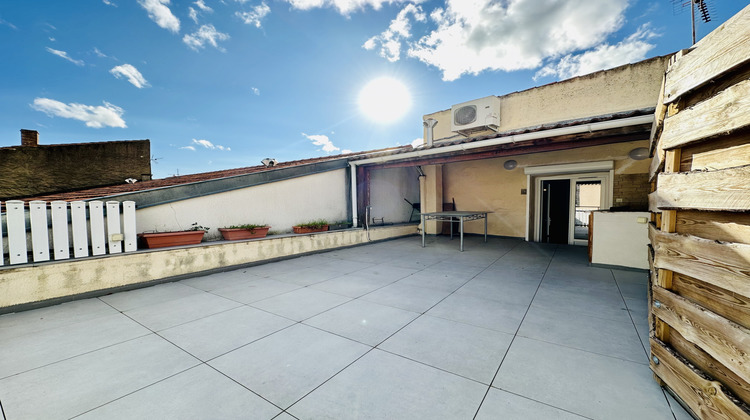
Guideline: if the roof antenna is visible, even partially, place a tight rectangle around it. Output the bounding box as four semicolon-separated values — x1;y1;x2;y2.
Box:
672;0;712;45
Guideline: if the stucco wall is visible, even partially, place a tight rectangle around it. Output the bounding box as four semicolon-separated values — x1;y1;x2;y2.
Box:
136;169;348;240
0;140;151;200
369;167;420;224
441;140;650;237
424;56;669;142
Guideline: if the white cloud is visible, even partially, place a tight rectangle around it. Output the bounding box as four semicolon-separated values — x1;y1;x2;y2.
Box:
110;64;150;88
192;138;231;151
402;0;628;81
251;87;260;95
31;98;127;128
0;17;19;30
302;132;340;153
93;47;108;57
535;25;657;80
284;0;412;15
183;24;230;51
236;3;271;28
138;0;180;33
102;0;116;6
180;145;197;151
410;137;423;148
189;7;199;23
49;37;56;42
46;47;84;66
363;4;425;62
194;0;213;12
341;149;353;154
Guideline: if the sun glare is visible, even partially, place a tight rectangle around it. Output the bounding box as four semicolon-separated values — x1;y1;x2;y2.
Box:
358;77;411;123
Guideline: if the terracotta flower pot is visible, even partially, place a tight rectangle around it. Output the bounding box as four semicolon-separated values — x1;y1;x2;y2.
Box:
292;225;329;234
137;230;206;249
218;227;270;240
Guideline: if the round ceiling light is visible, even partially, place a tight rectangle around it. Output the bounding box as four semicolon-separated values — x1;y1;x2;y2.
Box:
628;147;649;160
503;159;518;170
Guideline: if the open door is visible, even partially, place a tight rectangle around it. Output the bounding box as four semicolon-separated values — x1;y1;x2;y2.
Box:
541;179;570;244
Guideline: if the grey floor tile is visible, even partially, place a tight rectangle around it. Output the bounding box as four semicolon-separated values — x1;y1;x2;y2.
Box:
209;324;369;408
269;267;345;286
99;282;203;312
475;388;587;420
666;390;697;420
493;336;673;419
350;264;419;282
531;286;632;323
273;413;299;420
159;306;295;361
426;293;528;334
0;313;150;379
395;271;472;293
312;259;376;274
387;255;442;270
424;260;487;276
0;298;118;340
455;276;540;307
0;334;199;420
211;277;302;304
75;364;281;419
251;288;351;321
289;349;487;420
304;300;419;346
361;282;451;313
179;269;261;291
124;292;242;331
518;305;648;364
309;274;395;298
379;315;513;384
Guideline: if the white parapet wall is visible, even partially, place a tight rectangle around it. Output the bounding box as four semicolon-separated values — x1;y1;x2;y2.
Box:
591;211;650;269
0;225;417;312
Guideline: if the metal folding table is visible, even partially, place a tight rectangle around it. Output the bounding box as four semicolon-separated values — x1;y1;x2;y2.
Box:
421;211;490;251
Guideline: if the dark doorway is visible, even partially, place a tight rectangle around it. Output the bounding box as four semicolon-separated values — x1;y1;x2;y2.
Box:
541;179;570;244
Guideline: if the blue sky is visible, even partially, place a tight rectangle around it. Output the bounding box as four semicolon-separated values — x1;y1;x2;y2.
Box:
0;0;746;178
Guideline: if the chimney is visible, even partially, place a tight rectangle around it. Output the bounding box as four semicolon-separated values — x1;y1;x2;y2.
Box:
21;129;39;147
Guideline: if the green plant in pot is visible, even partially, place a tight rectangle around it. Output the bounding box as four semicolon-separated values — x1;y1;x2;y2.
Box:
218;223;271;240
292;219;329;234
138;222;209;249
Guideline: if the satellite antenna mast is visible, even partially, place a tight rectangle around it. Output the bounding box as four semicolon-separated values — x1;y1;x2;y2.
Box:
672;0;712;45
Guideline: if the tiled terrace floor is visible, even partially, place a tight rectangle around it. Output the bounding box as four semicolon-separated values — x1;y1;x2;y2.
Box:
0;236;692;419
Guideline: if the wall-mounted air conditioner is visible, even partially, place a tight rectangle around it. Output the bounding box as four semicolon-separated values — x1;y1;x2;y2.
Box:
450;96;501;135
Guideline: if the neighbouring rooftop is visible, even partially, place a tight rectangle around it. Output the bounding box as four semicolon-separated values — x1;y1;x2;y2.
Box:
0;236;692;419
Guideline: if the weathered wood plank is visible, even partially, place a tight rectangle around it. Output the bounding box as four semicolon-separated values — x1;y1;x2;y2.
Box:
652;286;750;385
673;273;750;330
664;5;750;104
654;165;750;211
650;73;668;154
650;224;750;299
681;134;750;172
649;149;664;182
676;210;750;244
651;337;750;419
662;78;750;150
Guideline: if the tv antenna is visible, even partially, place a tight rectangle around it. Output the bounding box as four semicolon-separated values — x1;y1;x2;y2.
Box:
672;0;713;45
150;154;163;165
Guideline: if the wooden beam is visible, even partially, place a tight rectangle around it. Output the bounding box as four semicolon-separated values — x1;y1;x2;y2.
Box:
650;338;750;419
650;73;668;154
664;5;750;104
670;328;750;406
650;224;750;299
649;150;664;183
661;79;750;150
652;286;750;386
673;273;750;330
692;142;750;172
654;166;750;211
676;210;750;244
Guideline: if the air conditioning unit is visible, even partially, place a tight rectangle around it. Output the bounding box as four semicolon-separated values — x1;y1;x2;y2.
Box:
450;96;501;135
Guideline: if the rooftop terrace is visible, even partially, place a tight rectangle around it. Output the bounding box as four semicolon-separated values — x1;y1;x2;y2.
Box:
0;236;691;419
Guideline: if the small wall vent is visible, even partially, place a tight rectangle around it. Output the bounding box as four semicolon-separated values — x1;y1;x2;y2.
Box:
450;96;501;136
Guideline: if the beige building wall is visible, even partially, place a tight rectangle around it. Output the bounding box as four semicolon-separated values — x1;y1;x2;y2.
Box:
424;56;669;142
136;169;348;240
369;167;421;224
441;140;650;237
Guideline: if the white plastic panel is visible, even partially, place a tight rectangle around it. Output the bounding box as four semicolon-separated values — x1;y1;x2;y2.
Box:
29;200;50;262
122;201;137;252
51;201;70;260
6;200;27;264
71;201;89;258
106;201;122;254
89;201;106;256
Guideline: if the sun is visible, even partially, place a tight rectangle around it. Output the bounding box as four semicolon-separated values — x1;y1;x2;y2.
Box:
358;77;411;123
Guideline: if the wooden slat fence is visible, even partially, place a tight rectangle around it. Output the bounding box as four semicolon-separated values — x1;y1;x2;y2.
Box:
648;5;750;419
0;200;136;266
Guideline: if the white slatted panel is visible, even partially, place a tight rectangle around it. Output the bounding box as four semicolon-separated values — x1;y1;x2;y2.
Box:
89;201;106;256
71;201;89;258
106;201;122;254
122;201;137;252
51;201;70;260
29;201;50;262
0;202;4;266
6;200;27;264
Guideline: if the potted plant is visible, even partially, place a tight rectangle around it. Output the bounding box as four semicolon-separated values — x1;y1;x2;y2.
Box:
218;224;271;240
138;223;209;249
292;219;329;234
328;220;353;231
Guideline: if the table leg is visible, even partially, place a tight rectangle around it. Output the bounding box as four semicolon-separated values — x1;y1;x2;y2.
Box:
460;217;464;252
484;213;488;242
421;214;425;247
